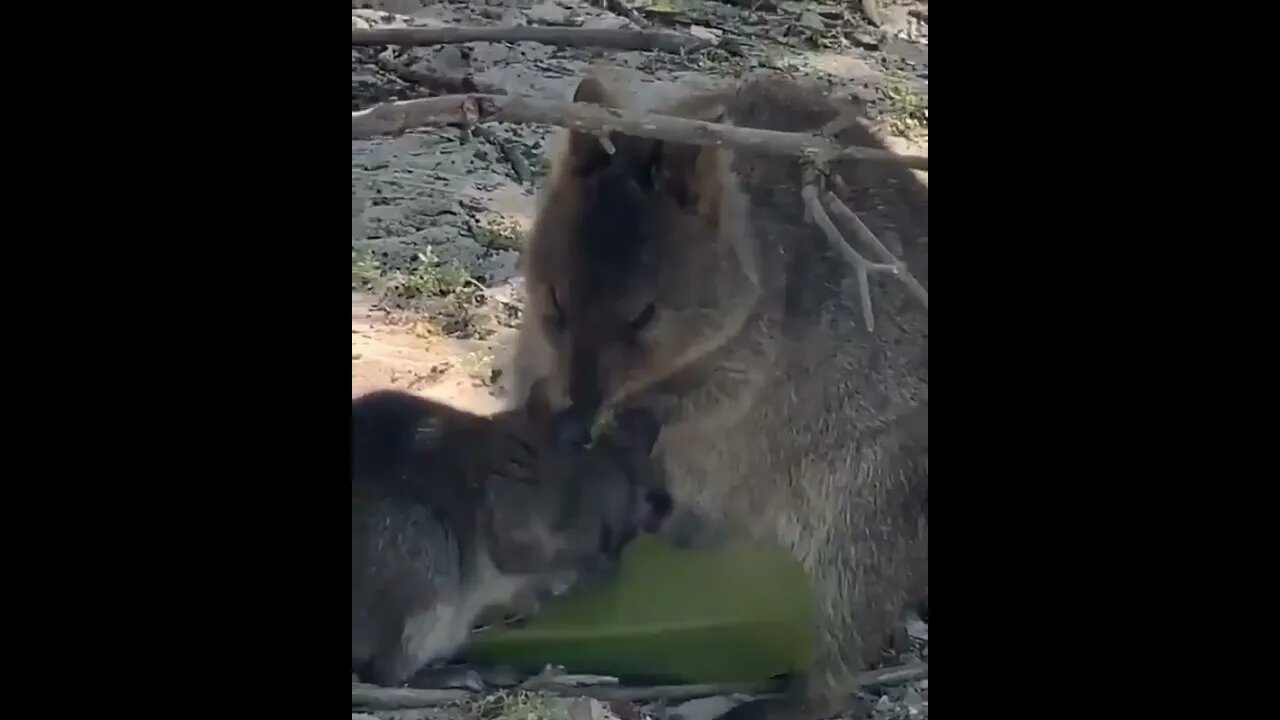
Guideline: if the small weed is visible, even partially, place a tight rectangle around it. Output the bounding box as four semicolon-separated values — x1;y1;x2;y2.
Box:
495;298;523;328
878;83;928;138
473;217;526;252
351;249;381;289
400;362;450;390
409;320;439;341
436;289;493;340
459;350;496;387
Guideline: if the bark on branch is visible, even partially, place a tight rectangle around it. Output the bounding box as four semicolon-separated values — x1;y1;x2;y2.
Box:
350;94;930;171
352;26;709;54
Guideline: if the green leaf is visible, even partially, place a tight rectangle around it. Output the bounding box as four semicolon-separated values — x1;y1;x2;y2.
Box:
465;535;814;683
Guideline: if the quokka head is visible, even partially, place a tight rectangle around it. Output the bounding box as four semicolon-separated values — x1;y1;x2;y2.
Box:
523;77;761;445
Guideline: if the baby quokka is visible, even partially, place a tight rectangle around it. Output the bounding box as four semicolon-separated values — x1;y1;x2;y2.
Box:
351;383;670;687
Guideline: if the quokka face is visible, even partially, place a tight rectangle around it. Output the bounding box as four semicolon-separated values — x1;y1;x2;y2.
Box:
520;78;761;440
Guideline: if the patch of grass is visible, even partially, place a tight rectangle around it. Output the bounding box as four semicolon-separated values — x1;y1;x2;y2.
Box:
436;288;495;340
473;217;526;252
878;82;928;138
462;689;563;720
387;247;473;301
351;249;382;289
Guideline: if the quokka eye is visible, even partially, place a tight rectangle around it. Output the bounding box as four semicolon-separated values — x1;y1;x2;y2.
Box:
629;303;657;332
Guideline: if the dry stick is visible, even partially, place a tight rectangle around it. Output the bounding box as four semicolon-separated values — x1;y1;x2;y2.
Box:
823;189;929;310
851;662;928;687
352;27;709;54
520;680;780;702
351;684;471;710
473;126;533;184
355;711;441;720
351;94;930;172
363;52;506;97
801;171;900;332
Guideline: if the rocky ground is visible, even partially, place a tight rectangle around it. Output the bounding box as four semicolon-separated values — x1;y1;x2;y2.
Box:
351;1;928;717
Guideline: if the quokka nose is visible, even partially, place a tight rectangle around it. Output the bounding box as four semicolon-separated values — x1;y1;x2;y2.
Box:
551;405;595;452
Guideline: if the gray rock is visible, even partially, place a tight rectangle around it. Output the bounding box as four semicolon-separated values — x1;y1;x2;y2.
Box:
527;1;569;25
799;11;825;31
670;696;743;720
906;617;928;642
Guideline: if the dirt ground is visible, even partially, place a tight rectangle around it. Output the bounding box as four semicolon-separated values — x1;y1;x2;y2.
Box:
352;2;928;717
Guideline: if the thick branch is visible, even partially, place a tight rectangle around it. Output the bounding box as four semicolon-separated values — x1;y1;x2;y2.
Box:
352;27;708;54
351;94;930;171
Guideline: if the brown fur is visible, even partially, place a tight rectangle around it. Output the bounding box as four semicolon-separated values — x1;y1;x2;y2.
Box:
513;75;928;717
351;384;668;687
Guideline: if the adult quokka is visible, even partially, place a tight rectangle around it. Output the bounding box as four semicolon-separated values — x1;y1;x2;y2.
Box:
512;75;928;719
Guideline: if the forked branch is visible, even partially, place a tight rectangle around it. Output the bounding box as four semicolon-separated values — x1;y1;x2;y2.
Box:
351;94;930;171
801;168;928;330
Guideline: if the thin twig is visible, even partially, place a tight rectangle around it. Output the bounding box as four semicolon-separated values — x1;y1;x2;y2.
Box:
352;27;709;54
604;0;651;29
362;52;505;97
801;170;900;332
823;189;928;310
355;711;449;720
850;661;929;688
351;94;930;171
519;680;780;702
473;126;533;184
351;684;471;710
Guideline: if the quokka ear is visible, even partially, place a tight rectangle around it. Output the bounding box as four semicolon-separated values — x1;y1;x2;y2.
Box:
566;77;623;176
572;77;619;106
